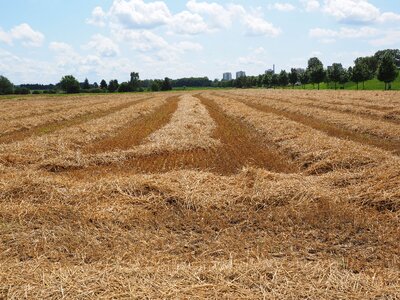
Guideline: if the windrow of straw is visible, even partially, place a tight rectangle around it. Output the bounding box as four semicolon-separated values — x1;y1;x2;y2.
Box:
221;91;400;142
0;95;147;135
205;93;396;175
0;95;170;168
37;94;221;170
0;97;107;121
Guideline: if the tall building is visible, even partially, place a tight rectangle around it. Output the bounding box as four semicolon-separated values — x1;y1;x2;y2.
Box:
265;64;275;74
236;71;246;79
222;72;232;81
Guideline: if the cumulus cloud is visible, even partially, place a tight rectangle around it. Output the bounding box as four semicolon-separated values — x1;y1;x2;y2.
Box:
269;3;296;12
84;34;120;57
300;0;320;12
300;0;400;24
0;23;44;47
86;7;107;27
186;0;281;37
323;0;380;23
309;26;379;41
108;0;172;29
169;11;209;35
370;30;400;47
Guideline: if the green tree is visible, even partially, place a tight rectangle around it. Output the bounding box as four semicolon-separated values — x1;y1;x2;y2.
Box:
339;68;349;89
0;75;14;95
150;80;161;92
278;70;289;87
59;75;80;94
328;63;343;90
288;68;298;88
263;73;272;87
374;49;400;68
130;72;140;91
108;79;119;92
118;82;131;92
82;78;90;90
307;57;325;90
377;52;399;90
298;70;309;89
351;62;365;90
161;77;172;91
271;74;279;88
100;79;108;89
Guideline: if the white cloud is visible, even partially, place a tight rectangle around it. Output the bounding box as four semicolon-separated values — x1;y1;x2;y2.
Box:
187;0;281;37
323;0;380;23
300;0;320;12
169;11;209;35
186;0;235;29
370;30;400;47
309;26;379;41
113;29;168;51
108;0;172;29
378;12;400;23
86;6;107;27
243;15;281;37
0;23;44;47
269;3;296;12
84;34;120;57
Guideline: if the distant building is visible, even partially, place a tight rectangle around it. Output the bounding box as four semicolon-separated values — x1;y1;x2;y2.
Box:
236;71;246;79
222;72;232;81
265;65;276;74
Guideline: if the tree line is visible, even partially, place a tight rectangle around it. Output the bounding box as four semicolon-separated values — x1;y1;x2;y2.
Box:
0;49;399;95
218;49;399;90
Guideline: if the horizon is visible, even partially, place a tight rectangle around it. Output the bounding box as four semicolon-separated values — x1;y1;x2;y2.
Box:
1;0;399;84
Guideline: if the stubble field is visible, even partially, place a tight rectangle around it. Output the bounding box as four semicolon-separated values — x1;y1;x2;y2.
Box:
0;90;399;299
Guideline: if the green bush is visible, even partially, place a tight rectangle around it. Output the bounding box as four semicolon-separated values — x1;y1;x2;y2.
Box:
0;75;14;95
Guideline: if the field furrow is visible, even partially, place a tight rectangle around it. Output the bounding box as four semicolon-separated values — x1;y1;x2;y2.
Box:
0;97;148;143
51;94;297;175
217;92;400;155
206;92;396;174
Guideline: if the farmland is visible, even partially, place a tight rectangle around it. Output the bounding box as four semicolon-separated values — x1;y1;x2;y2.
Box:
0;90;399;299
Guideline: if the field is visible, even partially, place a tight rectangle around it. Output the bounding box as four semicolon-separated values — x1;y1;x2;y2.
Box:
0;90;399;299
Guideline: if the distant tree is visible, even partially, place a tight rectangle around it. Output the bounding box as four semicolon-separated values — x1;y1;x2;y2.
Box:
161;77;172;91
271;74;279;88
298;70;309;89
150;80;161;92
82;78;90;90
355;56;378;80
374;49;400;68
59;75;80;94
100;79;108;89
108;79;119;92
257;75;263;87
130;72;140;91
0;75;14;95
377;52;399;90
118;82;131;92
14;87;30;94
93;82;99;88
278;70;289;87
263;73;272;87
328;63;343;90
307;57;325;90
339;68;349;89
288;68;298;88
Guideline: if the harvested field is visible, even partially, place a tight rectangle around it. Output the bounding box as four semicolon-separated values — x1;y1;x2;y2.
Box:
0;90;399;299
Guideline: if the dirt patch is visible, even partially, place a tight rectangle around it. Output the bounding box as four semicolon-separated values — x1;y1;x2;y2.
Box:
0;98;148;144
85;96;179;154
242;100;400;156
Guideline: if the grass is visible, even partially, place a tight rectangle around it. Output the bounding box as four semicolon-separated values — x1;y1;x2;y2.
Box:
297;74;400;90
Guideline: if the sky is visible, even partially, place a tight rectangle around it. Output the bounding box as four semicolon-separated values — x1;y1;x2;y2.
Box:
0;0;399;84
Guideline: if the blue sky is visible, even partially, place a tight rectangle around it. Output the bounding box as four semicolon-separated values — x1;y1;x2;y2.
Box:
0;0;399;84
